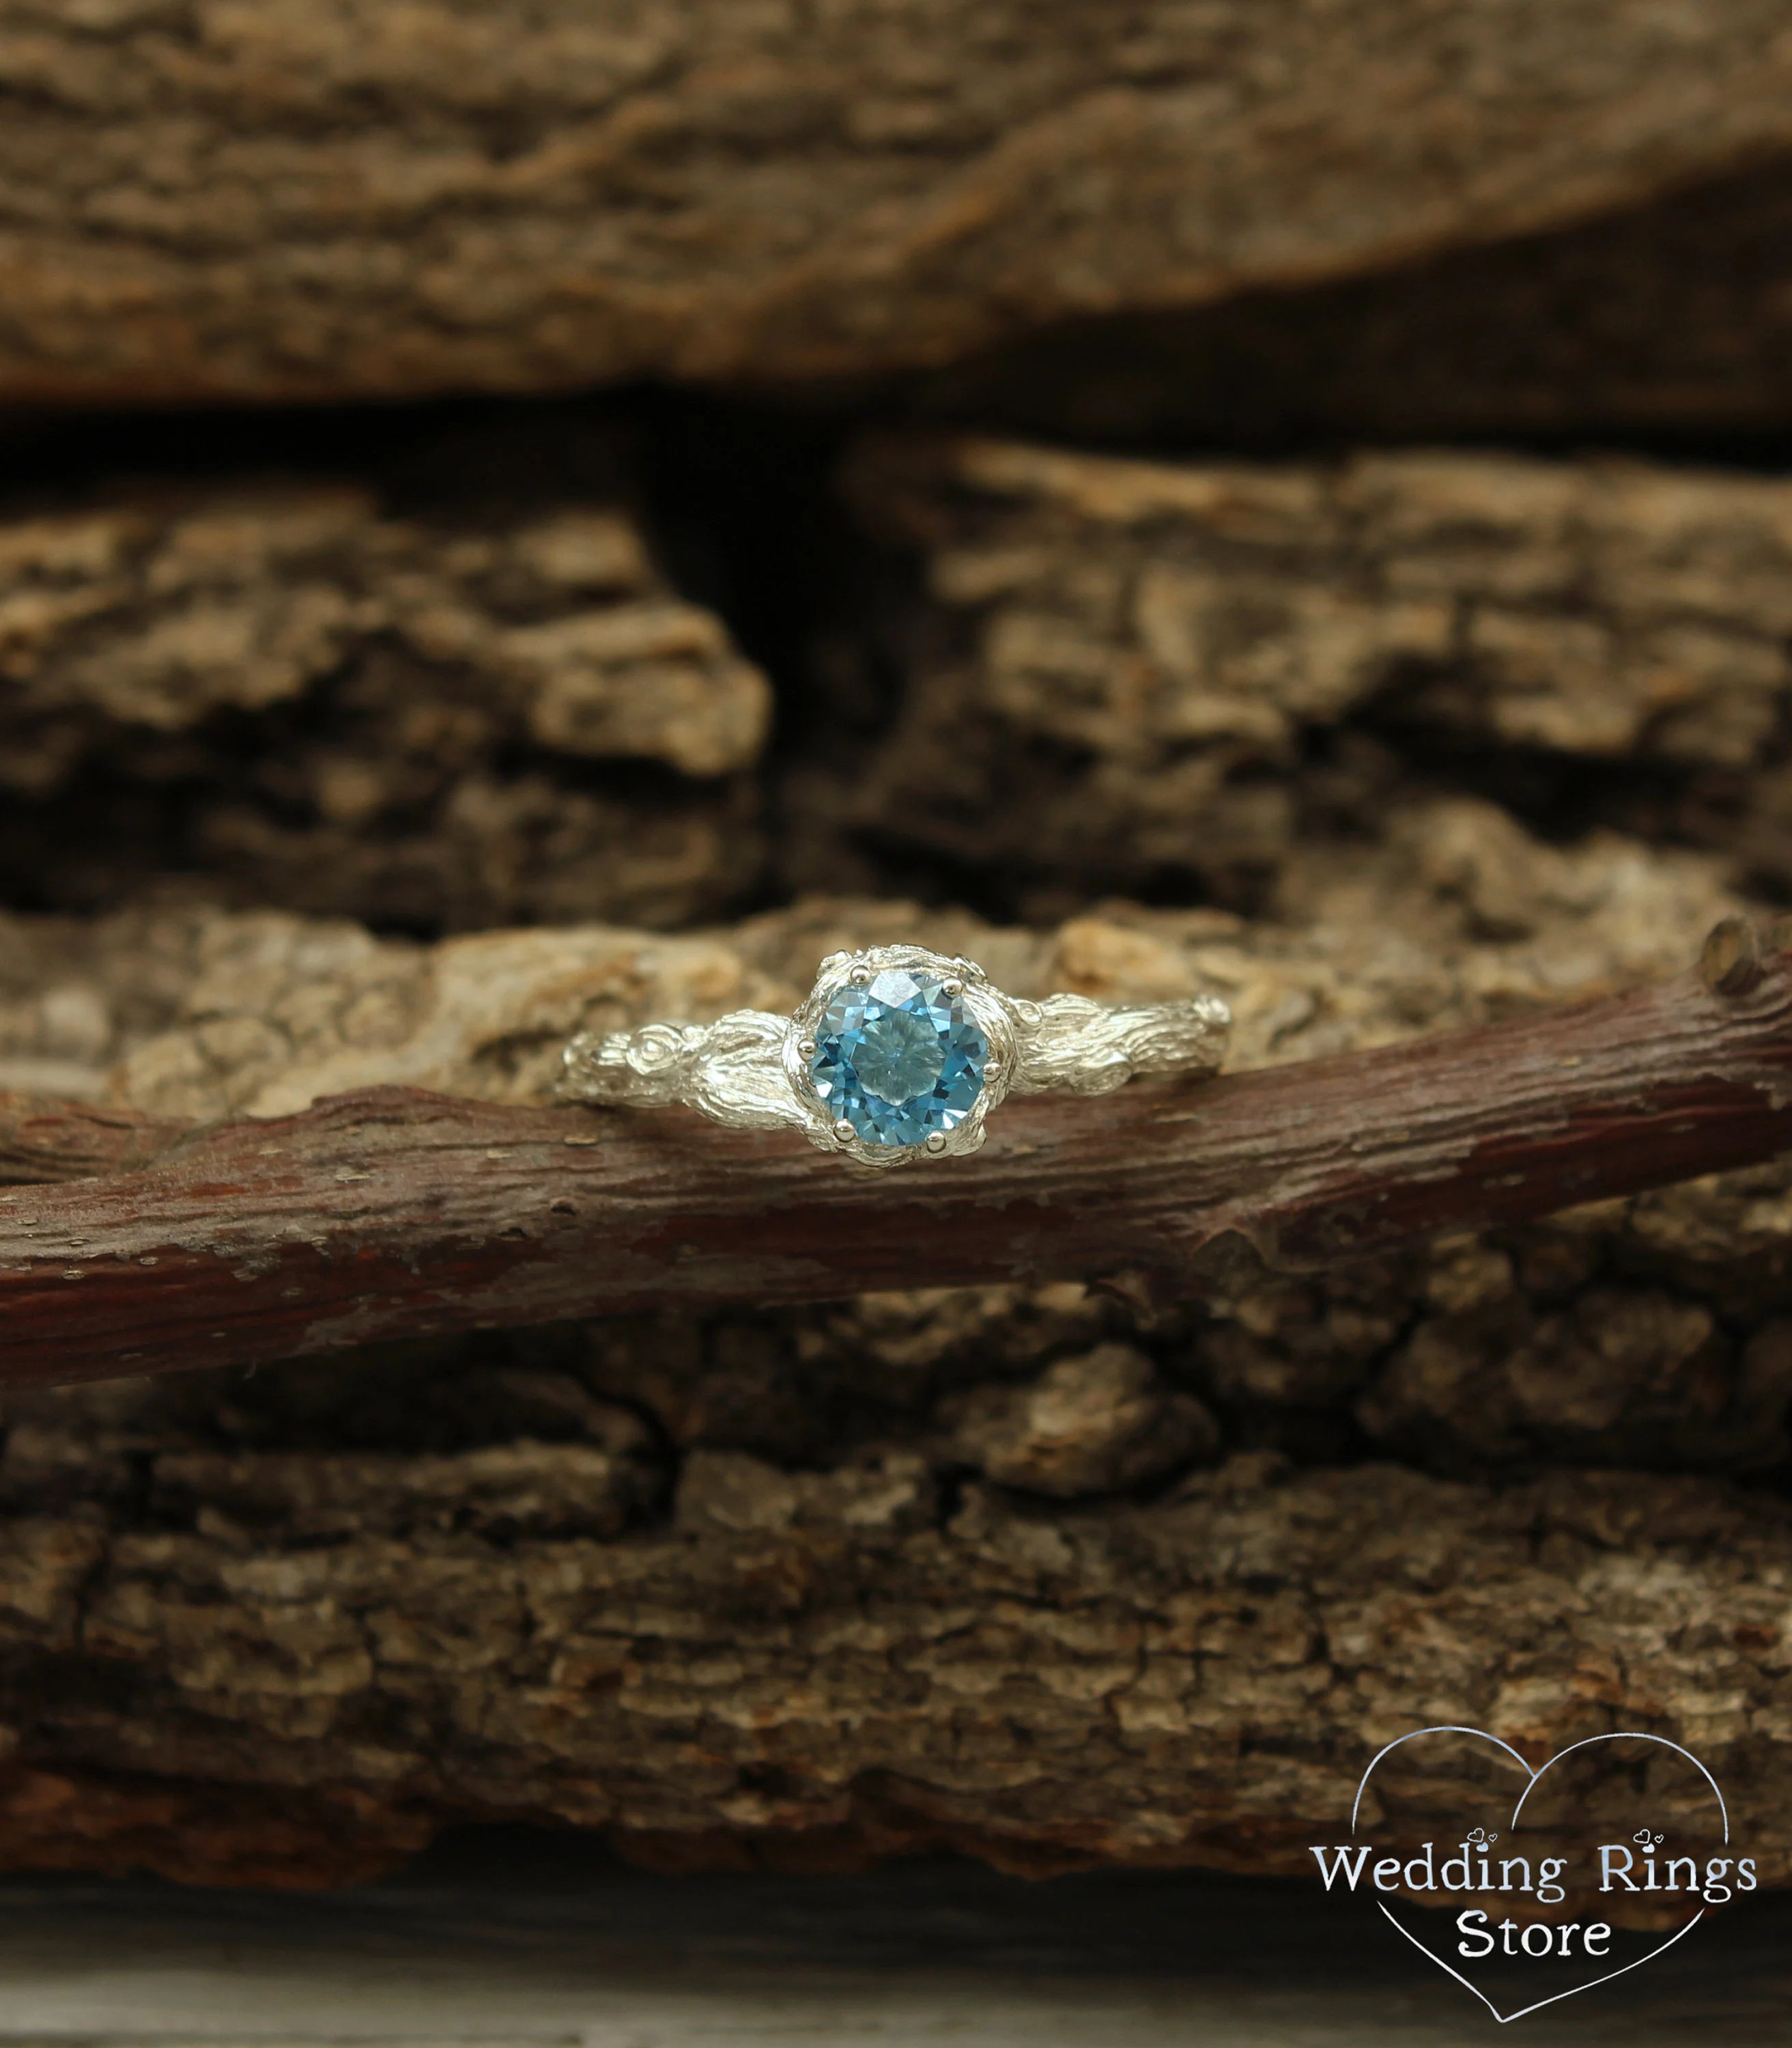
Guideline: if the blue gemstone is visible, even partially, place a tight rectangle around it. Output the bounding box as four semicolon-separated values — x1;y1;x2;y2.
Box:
810;968;988;1148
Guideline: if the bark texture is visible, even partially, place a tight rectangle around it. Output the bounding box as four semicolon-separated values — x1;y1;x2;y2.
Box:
4;4;1792;403
828;437;1792;912
924;156;1792;443
3;888;1792;1879
0;840;1747;1120
12;441;1792;938
0;478;767;930
3;1374;1791;1892
10;5;1792;1903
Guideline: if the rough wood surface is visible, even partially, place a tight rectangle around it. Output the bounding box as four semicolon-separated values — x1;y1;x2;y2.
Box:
2;1395;1790;1890
8;820;1750;1116
830;438;1792;911
14;442;1792;936
0;1098;188;1185
3;898;1792;1884
4;4;1792;403
0;477;767;930
11;23;1792;1903
10;884;1792;1472
925;156;1792;442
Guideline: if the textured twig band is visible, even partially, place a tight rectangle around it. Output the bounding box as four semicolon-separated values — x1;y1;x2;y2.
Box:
559;943;1230;1169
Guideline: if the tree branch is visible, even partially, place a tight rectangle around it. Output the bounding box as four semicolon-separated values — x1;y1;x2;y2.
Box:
3;934;1791;1389
0;1097;195;1187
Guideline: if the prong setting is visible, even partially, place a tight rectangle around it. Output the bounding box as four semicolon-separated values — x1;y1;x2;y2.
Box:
784;941;1021;1171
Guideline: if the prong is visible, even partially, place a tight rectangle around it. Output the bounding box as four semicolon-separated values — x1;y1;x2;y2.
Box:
799;1036;817;1057
833;1118;856;1143
941;978;963;998
849;963;872;986
924;1130;948;1154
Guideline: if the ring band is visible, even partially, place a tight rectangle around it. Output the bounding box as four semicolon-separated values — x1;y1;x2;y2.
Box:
558;943;1231;1169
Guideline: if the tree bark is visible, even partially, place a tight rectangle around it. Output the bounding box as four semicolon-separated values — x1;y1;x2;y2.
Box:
827;437;1792;910
2;1431;1789;1892
2;939;1790;1389
0;1097;188;1185
4;3;1792;403
10;0;1792;1916
0;475;767;932
922;156;1792;444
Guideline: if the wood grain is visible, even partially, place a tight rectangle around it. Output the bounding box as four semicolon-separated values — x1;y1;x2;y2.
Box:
0;1098;190;1187
6;3;1792;402
3;944;1791;1388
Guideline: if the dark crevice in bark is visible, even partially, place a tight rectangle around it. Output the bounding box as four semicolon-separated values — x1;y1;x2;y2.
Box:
10;363;1792;935
904;152;1792;461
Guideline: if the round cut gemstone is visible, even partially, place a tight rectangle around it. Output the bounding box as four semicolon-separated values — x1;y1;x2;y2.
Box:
810;968;988;1148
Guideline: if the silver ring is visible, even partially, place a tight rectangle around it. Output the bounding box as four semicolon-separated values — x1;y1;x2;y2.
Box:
558;942;1231;1170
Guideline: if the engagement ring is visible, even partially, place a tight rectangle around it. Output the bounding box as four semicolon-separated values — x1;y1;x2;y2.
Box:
558;943;1230;1169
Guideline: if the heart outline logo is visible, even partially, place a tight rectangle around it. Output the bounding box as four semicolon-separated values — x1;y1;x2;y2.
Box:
1350;1725;1730;2025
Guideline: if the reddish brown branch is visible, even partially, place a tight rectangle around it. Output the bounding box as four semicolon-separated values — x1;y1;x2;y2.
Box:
3;944;1791;1389
0;1097;196;1187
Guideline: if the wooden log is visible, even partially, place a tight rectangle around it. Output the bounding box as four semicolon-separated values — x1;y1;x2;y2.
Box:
3;942;1792;1388
3;1429;1790;1892
924;156;1792;443
834;437;1792;906
0;479;768;933
4;4;1792;403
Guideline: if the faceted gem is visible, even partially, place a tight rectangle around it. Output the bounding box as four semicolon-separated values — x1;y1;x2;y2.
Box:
810;968;987;1148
